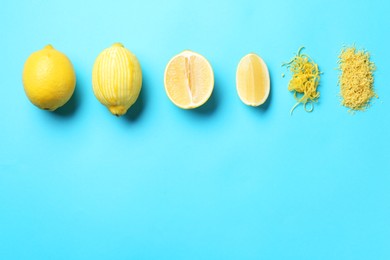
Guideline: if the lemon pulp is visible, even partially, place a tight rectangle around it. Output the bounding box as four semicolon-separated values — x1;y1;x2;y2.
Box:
236;53;270;106
164;50;214;109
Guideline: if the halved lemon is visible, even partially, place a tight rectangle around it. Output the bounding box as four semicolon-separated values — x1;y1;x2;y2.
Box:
164;50;214;109
236;53;270;106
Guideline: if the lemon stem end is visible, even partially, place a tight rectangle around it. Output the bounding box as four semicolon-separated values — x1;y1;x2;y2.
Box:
108;106;127;116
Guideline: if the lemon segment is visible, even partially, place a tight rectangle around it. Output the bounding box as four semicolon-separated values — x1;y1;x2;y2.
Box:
164;50;214;109
92;43;142;116
22;45;76;111
236;53;270;106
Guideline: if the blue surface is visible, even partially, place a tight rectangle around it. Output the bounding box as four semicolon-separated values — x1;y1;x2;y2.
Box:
1;0;390;259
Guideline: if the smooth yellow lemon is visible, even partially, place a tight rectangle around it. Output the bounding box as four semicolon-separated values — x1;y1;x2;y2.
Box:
22;45;76;111
92;43;142;116
236;53;270;106
164;50;214;109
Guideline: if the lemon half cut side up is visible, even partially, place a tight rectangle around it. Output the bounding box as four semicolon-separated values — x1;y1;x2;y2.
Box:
164;50;214;109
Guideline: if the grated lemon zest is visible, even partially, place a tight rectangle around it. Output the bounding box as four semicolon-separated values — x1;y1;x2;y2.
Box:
338;46;377;111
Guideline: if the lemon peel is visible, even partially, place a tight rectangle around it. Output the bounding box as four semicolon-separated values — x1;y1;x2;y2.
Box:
282;47;321;115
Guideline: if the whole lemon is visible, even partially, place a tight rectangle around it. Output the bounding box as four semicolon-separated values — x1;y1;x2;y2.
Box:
22;45;76;111
92;43;142;116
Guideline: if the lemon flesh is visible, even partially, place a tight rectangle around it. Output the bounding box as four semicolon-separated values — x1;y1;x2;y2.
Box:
164;50;214;109
22;45;76;111
236;53;270;106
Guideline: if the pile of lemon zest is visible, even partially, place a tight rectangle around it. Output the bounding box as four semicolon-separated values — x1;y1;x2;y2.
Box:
338;46;377;111
283;47;321;115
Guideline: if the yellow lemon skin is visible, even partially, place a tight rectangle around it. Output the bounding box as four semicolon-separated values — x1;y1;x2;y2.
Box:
92;43;142;116
22;45;76;111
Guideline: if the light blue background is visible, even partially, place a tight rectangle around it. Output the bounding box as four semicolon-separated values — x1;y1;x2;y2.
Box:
1;0;389;259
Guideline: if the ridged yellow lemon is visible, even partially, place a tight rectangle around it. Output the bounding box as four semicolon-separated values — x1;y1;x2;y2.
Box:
92;43;142;116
